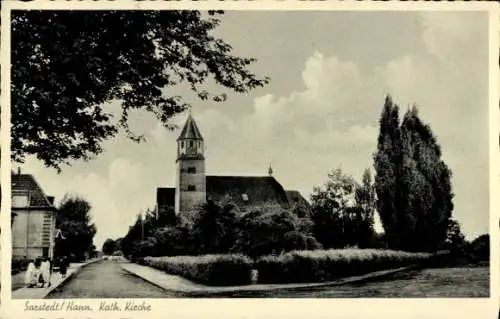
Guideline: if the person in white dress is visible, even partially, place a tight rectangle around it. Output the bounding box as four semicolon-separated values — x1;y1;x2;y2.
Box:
25;259;41;288
40;257;51;287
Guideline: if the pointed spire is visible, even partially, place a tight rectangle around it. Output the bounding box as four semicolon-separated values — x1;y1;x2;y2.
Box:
268;162;273;176
177;112;203;141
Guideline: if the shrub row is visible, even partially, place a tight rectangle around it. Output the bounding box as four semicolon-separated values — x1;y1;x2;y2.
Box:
141;249;433;286
12;258;30;275
256;249;433;284
142;254;253;286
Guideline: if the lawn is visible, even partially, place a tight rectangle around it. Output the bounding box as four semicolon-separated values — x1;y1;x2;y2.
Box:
208;266;489;298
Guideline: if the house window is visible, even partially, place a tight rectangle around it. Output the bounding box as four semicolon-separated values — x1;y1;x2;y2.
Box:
12;195;29;208
187;167;196;173
187;185;196;191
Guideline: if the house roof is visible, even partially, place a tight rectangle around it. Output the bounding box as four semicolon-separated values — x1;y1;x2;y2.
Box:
11;173;54;208
177;114;203;141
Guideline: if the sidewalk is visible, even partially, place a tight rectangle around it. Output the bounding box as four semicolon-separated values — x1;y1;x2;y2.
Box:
121;263;414;295
12;258;101;299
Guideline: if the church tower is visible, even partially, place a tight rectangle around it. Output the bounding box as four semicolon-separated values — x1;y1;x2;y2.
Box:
175;113;206;215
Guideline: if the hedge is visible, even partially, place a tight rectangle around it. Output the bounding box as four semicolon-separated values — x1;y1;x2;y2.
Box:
256;249;433;284
141;254;253;286
12;257;31;275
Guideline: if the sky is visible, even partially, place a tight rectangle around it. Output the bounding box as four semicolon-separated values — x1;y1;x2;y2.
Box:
15;11;491;249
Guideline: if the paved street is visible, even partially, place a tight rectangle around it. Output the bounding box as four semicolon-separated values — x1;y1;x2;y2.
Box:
46;259;180;298
43;259;489;298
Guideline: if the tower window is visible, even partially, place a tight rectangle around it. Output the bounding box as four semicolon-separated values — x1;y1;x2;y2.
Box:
189;141;194;147
181;141;185;148
187;185;196;191
187;167;196;173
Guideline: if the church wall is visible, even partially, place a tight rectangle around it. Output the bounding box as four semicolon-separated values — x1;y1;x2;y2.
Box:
176;159;206;214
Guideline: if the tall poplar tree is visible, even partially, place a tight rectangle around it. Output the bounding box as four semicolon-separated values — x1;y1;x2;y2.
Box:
374;98;454;252
399;107;453;251
373;96;402;249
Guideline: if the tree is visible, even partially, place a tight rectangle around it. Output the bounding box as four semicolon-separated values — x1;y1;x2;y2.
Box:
55;195;97;261
310;168;359;248
231;204;320;258
374;97;454;252
373;95;403;250
11;11;269;171
440;219;466;255
398;106;453;251
468;234;489;262
191;200;239;255
102;238;116;255
353;169;377;248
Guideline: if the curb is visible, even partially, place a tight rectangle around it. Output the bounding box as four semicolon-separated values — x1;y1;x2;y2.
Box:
120;263;189;296
120;263;418;296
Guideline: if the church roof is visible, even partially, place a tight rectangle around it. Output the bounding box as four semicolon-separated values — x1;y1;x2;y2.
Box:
11;173;55;208
206;176;291;209
156;176;296;210
177;114;203;141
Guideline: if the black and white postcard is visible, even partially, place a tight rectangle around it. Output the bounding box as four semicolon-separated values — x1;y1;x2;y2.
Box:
0;1;498;319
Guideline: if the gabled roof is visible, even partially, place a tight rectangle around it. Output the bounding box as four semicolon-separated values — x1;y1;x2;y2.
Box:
206;175;290;209
156;177;311;213
177;114;203;141
11;173;54;208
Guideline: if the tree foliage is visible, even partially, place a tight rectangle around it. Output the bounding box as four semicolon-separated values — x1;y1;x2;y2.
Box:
231;204;320;258
55;195;97;261
191;200;239;254
373;96;402;249
11;10;269;170
310;168;375;249
102;238;116;255
374;96;454;252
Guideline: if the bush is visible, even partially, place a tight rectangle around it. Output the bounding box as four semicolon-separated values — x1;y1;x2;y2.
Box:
12;257;31;274
142;254;253;286
256;248;433;284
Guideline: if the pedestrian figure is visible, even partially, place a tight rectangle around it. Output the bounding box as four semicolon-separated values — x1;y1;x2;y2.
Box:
41;257;52;287
59;255;69;279
24;259;37;288
26;257;43;288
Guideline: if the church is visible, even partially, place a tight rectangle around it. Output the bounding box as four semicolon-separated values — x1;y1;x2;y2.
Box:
156;113;311;216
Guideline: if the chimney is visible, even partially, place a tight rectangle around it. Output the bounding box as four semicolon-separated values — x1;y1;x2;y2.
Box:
17;167;21;175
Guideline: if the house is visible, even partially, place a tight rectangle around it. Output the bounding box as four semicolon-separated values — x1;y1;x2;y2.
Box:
156;113;311;216
11;169;56;260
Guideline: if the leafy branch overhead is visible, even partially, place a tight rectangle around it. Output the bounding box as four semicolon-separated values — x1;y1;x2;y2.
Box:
11;10;269;171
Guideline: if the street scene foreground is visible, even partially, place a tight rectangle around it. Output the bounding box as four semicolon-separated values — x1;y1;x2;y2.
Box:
13;258;489;298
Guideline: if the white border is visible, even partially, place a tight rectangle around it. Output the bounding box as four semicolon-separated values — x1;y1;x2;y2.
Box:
1;1;498;319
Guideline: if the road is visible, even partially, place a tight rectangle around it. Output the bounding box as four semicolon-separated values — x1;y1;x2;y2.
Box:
46;259;180;298
46;259;489;298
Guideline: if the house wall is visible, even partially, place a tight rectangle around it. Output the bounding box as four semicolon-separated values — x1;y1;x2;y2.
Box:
12;209;55;259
